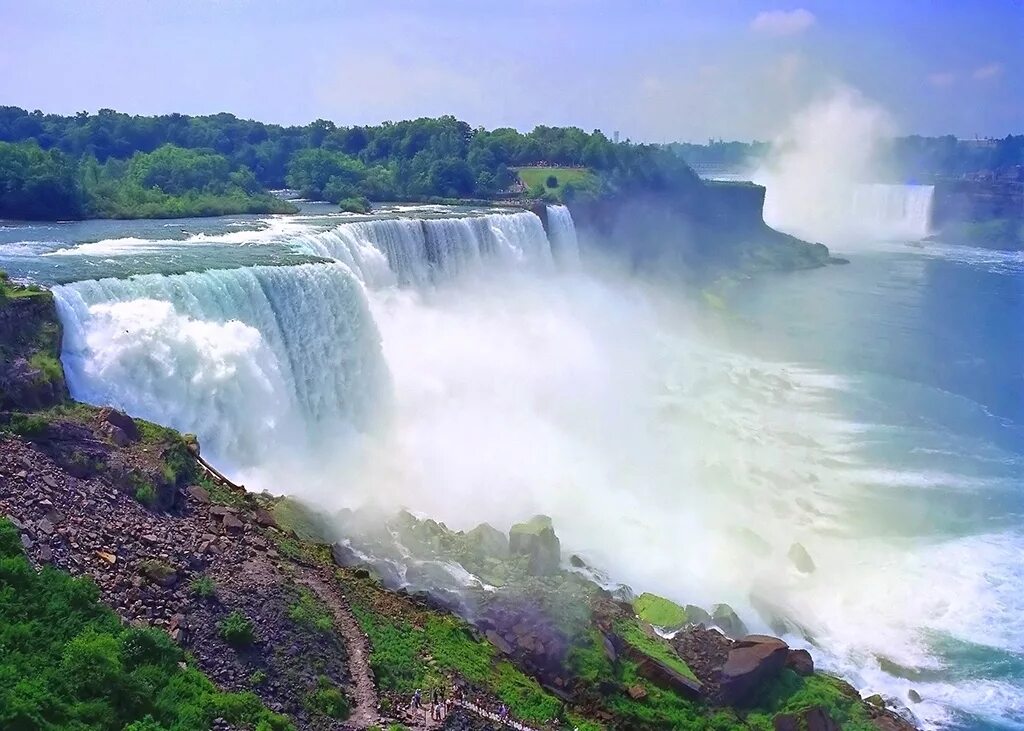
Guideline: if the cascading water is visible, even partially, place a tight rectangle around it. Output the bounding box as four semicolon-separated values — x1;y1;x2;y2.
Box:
297;210;556;287
850;183;934;240
53;262;389;475
545;204;581;266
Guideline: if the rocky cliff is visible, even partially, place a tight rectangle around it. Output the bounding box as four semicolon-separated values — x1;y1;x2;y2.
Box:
564;181;832;278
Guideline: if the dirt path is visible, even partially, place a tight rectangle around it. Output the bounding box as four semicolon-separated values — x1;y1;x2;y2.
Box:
296;572;382;730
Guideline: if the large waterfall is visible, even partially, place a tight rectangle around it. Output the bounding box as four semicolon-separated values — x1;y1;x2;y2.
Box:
51;208;570;477
54;262;389;474
850;183;934;240
297;210;555;288
545;205;581;266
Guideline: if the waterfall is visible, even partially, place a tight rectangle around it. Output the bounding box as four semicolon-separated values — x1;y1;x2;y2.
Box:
545;205;581;266
850;184;934;240
298;210;556;288
53;262;388;473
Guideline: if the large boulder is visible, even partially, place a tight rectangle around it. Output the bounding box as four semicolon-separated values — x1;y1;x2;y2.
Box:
719;635;789;706
508;515;561;576
464;522;509;561
773;706;840;731
634;592;688;631
98;407;140;442
711;603;748;639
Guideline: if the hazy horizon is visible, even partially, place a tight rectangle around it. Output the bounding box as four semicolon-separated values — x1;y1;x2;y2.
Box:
1;0;1021;142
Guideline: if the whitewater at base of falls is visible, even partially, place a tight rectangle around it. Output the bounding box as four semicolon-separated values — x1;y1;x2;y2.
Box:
44;204;1024;729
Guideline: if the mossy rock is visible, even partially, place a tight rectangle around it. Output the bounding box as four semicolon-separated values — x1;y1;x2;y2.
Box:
508;515;561;576
464;522;509;561
633;593;688;630
273;497;337;544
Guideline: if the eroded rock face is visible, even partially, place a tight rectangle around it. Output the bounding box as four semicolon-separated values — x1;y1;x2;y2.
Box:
0;290;68;411
508;515;561;576
719;635;790;706
773;706;840;731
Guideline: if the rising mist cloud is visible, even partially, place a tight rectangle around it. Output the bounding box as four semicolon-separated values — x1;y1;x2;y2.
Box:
750;9;816;36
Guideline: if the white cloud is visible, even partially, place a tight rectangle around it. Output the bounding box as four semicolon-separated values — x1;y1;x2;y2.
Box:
927;72;957;88
751;9;816;36
972;62;1003;81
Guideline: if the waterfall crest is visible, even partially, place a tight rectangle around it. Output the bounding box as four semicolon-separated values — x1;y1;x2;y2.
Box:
850;184;934;240
54;262;388;471
545;204;581;266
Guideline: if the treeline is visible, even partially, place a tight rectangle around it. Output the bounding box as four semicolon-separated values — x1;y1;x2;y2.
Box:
670;133;1024;181
0;106;701;220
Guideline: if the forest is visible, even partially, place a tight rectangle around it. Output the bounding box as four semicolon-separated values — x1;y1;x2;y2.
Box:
0;107;700;220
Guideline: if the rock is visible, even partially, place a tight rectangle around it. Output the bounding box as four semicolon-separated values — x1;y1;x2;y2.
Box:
98;407;140;442
465;522;509;560
38;545;53;562
569;554;586;568
100;422;131;447
20;534;33;549
720;635;789;706
684;604;712;625
41;474;57;489
711;603;748;639
331;542;360;568
634;592;688;630
140;560;178;587
254;507;278;528
788;542;816;573
865;694;885;707
627;684;648;700
786;648;814;676
222;514;244;534
96;550;117;564
486;629;513;655
183;433;200;456
508;515;561;576
36;518;54;535
628;647;704;700
187;485;211;504
907;689;922;704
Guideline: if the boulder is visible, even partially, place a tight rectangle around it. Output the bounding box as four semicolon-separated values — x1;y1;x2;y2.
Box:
465;522;509;560
785;648;814;676
711;603;748;639
508;515;561;576
254;507;278;528
187;485;211;504
486;629;513;655
685;605;712;625
788;542;816;573
222;514;244;534
627;684;647;700
907;689;922;704
634;592;688;630
629;649;704;700
720;635;789;706
98;407;140;442
331;542;360;568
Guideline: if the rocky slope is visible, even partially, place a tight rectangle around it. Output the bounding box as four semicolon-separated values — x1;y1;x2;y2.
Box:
0;274;918;730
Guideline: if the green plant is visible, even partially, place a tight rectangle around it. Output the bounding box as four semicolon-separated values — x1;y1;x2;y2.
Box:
219;611;255;648
249;670;268;686
134;481;157;506
288;589;334;633
189;575;216;598
614;618;697;681
2;412;48;437
304;676;349;719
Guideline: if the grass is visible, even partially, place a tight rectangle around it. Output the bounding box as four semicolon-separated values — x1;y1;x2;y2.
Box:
566;629;615;683
745;671;876;731
614;619;698;682
634;593;688;629
28;351;63;387
515;166;599;202
0;271;48;300
288;589;334;634
0;518;291;731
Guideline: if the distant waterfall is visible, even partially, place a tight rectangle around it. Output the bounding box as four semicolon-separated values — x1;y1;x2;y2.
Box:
545;205;581;266
850;184;934;240
299;210;555;287
53;263;388;472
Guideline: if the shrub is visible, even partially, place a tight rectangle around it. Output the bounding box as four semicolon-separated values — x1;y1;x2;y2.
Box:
546;175;559;188
189;575;216;598
219;611;255;648
134;482;157;506
305;676;349;719
288;589;333;633
249;670;268;686
338;196;371;214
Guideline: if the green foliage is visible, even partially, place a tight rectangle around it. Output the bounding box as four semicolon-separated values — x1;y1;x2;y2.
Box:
423;616;494;683
134;481;157;506
567;629;615;683
304;675;349;719
546;174;559;188
27;352;62;387
288;589;333;633
614;619;698;682
517;166;601;202
2;412;48;437
189;575;216;598
745;671;875;731
633;593;688;629
0;106;704;219
218;611;255;648
492;661;562;724
351;605;429;692
338;196;371;213
0;518;291;730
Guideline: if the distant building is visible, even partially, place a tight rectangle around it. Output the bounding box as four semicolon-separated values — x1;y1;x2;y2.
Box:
614;131;620;144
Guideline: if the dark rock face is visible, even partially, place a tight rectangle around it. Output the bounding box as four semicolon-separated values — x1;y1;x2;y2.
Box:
508;515;561;576
624;645;704;700
0;290;68;411
711;603;748;639
786;648;814;676
719;635;790;706
99;407;141;442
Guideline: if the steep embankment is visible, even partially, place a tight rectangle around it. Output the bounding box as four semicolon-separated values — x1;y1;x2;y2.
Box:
565;180;833;277
0;274;916;730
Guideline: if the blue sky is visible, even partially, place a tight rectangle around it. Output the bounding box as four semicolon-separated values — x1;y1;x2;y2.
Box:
1;0;1020;141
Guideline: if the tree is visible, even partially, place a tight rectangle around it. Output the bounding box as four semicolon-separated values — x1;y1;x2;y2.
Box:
546;175;559;188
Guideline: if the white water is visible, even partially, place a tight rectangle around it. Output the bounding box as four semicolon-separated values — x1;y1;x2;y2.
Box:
545;204;581;266
47;205;1021;728
850;184;934;240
